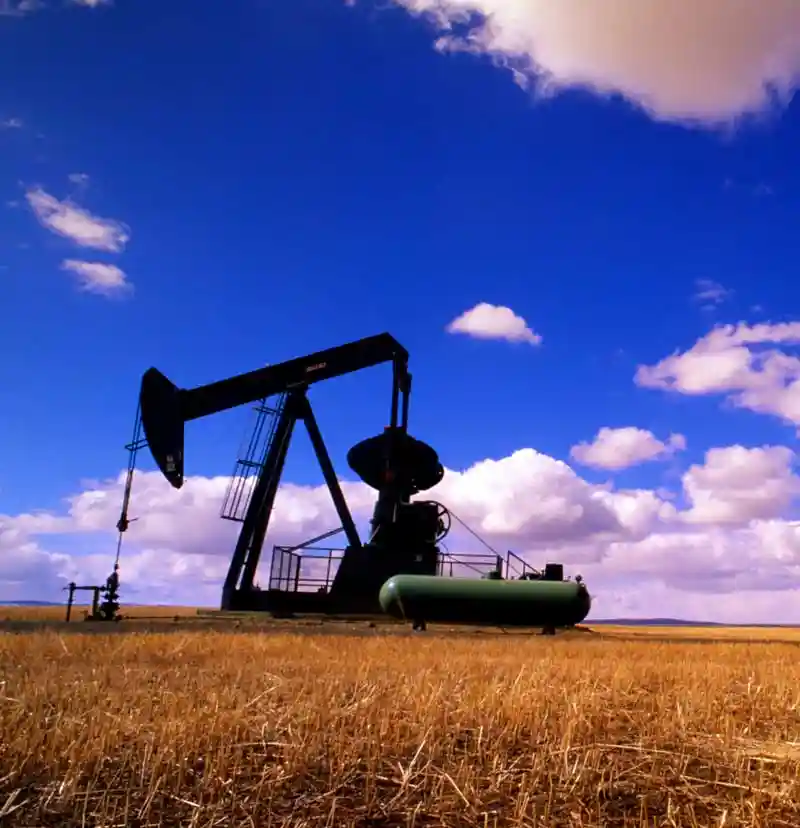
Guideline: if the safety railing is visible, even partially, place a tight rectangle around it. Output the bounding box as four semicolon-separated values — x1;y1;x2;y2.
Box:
268;544;542;594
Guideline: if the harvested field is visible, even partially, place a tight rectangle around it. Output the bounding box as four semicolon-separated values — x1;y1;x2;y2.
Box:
0;604;202;623
598;624;800;643
1;614;799;826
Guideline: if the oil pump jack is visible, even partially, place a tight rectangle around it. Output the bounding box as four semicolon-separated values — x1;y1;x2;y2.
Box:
138;333;449;615
135;332;592;630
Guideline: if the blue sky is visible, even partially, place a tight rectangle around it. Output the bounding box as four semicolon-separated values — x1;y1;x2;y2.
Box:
3;0;800;620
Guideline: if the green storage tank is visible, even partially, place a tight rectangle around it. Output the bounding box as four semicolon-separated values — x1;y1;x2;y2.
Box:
379;574;591;629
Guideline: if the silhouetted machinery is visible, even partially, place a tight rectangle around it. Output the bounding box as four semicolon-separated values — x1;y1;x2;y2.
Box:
63;564;121;622
136;333;591;632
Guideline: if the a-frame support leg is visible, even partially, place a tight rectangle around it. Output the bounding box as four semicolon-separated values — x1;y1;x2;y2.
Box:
220;389;363;611
221;394;297;609
298;395;361;549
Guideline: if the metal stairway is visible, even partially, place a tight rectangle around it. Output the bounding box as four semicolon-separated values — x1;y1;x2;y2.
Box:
220;392;288;523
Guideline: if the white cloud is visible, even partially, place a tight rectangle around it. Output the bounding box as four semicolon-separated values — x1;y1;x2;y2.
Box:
0;0;44;15
61;259;132;297
383;0;800;127
68;172;90;186
0;2;23;16
446;302;541;344
0;117;23;129
693;279;732;307
25;186;130;252
636;322;800;429
570;427;686;472
0;0;109;13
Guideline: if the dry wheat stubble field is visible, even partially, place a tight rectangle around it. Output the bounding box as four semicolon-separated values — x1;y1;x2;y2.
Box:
1;611;800;827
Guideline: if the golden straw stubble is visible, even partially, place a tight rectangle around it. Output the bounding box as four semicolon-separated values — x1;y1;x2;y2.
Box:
1;613;799;827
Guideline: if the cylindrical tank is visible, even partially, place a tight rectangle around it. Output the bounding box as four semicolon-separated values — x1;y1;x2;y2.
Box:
379;574;591;628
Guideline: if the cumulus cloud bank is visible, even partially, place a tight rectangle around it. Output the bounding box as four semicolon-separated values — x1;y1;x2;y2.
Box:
385;0;800;126
5;437;800;622
680;445;800;526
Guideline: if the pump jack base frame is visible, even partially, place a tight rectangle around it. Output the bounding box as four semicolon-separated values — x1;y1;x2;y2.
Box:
221;387;372;615
226;587;334;615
